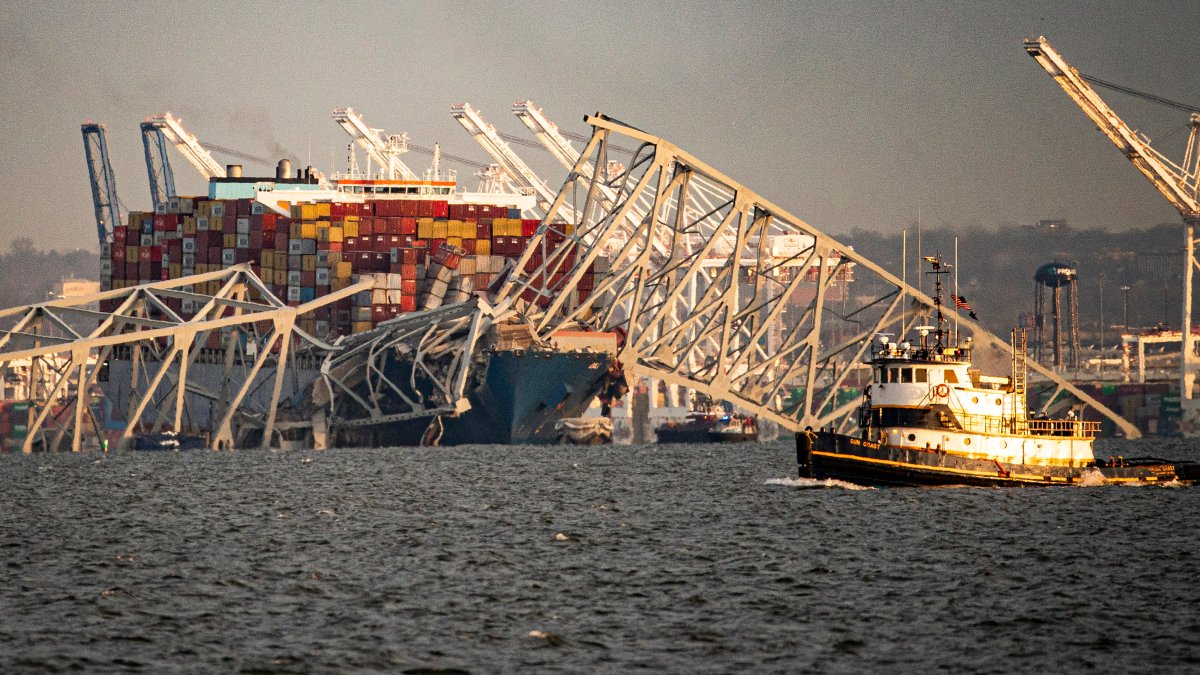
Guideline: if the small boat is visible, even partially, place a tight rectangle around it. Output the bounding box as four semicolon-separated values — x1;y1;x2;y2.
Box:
707;413;758;443
796;255;1199;487
655;410;723;444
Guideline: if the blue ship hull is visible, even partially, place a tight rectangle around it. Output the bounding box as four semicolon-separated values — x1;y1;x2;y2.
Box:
340;349;615;447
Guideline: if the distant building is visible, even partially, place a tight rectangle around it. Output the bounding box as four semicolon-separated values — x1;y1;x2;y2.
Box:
56;279;100;299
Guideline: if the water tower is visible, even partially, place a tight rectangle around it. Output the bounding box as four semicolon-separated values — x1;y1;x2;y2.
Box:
1034;261;1081;370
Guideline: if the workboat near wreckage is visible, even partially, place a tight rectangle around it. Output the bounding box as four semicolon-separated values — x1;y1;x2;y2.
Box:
796;256;1200;487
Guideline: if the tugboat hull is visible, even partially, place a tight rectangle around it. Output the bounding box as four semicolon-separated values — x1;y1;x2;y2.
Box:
798;430;1187;487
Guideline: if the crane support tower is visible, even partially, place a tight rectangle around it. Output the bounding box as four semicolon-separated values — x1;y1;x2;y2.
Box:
140;121;177;210
1025;36;1200;429
331;107;419;181
145;112;226;180
80;122;122;246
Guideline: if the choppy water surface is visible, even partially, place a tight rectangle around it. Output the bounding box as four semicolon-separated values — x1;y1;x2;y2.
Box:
2;439;1199;672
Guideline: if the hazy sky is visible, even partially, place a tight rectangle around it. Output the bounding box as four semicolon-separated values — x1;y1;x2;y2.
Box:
1;0;1197;253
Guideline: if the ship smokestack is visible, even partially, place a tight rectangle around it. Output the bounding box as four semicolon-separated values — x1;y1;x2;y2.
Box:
276;159;292;180
227;164;243;178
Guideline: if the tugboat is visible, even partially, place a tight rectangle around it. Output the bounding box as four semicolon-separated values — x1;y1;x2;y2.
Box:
796;255;1199;487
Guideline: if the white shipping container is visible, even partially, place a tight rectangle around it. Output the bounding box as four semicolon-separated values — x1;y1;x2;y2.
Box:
236;217;250;234
212;203;225;218
287;286;301;302
197;217;210;231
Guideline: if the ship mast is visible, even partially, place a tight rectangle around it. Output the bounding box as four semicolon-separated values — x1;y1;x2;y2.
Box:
924;255;950;349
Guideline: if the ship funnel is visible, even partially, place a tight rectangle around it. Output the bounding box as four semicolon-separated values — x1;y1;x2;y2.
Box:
276;159;292;180
227;164;243;178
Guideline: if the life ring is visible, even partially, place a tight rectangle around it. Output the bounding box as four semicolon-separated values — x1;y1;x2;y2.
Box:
934;384;950;398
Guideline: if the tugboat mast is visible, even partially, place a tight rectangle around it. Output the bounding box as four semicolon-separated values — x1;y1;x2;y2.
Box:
923;255;951;349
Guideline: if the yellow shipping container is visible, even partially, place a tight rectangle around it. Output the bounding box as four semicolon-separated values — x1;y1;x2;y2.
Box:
476;239;491;256
275;270;288;286
182;217;196;235
315;203;331;217
343;221;358;238
352;321;374;333
126;245;139;260
447;237;463;249
432;221;448;239
222;234;235;248
329;226;343;243
336;261;353;278
316;226;330;243
331;277;349;291
344;215;359;224
301;222;317;239
301;203;318;221
169;264;182;278
289;223;302;239
261;250;274;268
328;251;343;265
302;255;317;272
417;217;435;239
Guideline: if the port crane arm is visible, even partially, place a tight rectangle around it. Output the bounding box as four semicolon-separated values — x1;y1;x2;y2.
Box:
139;122;177;210
1024;36;1200;217
81;122;124;245
450;102;573;218
145;113;226;180
332;108;419;181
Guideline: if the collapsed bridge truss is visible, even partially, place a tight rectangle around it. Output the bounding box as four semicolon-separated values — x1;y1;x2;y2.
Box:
492;113;1139;438
0;265;368;451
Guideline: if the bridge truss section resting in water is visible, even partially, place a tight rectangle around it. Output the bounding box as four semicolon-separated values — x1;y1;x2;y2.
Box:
0;264;368;452
490;113;1139;438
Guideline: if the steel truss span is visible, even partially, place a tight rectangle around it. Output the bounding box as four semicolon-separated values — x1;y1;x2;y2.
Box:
0;264;368;452
493;113;1138;438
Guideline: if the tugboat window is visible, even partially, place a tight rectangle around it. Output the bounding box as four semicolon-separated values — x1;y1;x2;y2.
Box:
944;370;959;384
916;368;928;383
901;368;913;383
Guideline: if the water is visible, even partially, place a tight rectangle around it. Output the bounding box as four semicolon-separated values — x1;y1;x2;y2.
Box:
2;439;1198;672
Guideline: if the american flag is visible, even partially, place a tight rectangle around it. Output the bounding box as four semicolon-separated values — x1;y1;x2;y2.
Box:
955;295;978;320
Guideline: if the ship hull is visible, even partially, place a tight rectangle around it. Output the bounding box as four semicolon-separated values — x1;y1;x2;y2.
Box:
799;430;1185;487
337;349;614;447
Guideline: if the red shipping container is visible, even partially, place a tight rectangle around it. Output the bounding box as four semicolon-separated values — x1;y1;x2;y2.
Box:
475;222;491;239
250;232;263;249
389;262;403;274
139;247;152;262
235;249;251;264
112;226;127;244
462;239;476;255
154;213;180;231
111;247;126;262
125;262;139;279
417;200;433;218
400;217;416;235
344;236;359;251
275;232;289;250
399;200;417;217
401;248;418;265
387;305;401;319
139;261;153;279
359;218;374;236
327;242;342;253
373;235;390;253
401;279;417;295
236;199;251;216
401;296;416;312
208;246;222;263
330;203;345;218
448;203;464;220
372;252;389;269
301;271;316;286
432;201;448;218
372;304;387;321
262;212;277;232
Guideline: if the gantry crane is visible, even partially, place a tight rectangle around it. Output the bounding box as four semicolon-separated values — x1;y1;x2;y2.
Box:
331;107;419;181
139;121;177;210
81;122;124;246
450;102;573;220
144;112;226;179
1025;36;1200;424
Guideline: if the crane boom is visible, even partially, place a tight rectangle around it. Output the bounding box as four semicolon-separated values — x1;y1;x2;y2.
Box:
140;121;177;210
331;108;419;181
1025;35;1200;427
145;113;226;180
81;122;123;246
450;102;571;219
1024;36;1199;217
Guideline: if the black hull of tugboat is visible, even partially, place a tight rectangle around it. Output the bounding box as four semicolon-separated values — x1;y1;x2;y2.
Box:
797;430;1188;487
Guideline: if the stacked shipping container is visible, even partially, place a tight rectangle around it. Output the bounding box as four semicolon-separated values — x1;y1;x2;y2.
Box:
99;195;596;339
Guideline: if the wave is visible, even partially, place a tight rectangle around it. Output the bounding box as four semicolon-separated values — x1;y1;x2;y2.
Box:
764;477;876;490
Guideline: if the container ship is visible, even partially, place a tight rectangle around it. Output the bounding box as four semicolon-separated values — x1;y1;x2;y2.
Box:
97;163;620;447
